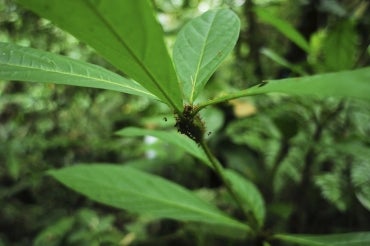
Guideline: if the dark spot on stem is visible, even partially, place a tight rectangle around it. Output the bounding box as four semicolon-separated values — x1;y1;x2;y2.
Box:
258;81;269;87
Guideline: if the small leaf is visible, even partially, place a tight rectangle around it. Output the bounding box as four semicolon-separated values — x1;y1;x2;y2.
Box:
274;232;370;246
225;170;266;229
17;0;183;111
173;9;240;103
260;47;307;76
0;42;155;98
115;127;211;167
255;7;310;52
314;173;348;211
49;164;250;233
34;217;75;246
351;160;370;211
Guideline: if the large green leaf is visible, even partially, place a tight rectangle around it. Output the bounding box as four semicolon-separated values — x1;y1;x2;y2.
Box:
17;0;183;111
201;67;370;106
255;7;310;52
49;164;250;233
224;170;265;229
274;232;370;246
115;127;211;167
173;9;240;103
0;42;155;98
248;67;370;100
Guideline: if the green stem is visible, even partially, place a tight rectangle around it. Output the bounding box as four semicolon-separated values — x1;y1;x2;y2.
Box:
192;89;264;116
200;140;257;231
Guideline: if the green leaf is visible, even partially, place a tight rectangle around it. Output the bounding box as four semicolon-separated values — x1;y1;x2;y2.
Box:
34;217;75;246
115;127;211;167
49;164;250;233
224;170;265;229
249;67;370;100
274;232;370;246
351;159;370;211
173;9;240;103
314;173;348;211
323;20;357;71
260;47;307;76
0;42;155;98
202;67;370;105
17;0;183;111
255;7;310;52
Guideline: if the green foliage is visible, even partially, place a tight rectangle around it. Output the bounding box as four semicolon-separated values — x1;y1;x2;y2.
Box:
173;9;240;103
260;47;307;76
49;164;250;233
350;147;370;211
255;7;310;52
314;173;349;212
322;20;358;72
199;67;370;107
116;127;211;167
34;209;122;246
274;232;370;246
0;42;154;98
225;170;266;229
1;0;370;245
16;0;183;111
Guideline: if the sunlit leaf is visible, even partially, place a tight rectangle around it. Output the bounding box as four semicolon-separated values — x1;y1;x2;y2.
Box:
173;9;240;103
17;0;183;111
49;164;250;233
274;232;370;246
0;42;155;98
115;127;211;167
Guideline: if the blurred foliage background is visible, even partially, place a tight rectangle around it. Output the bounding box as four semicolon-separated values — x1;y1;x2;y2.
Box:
1;0;370;245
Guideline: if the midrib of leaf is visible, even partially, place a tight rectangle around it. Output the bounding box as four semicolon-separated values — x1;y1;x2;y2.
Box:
83;0;178;110
3;52;153;97
59;171;247;230
189;14;216;103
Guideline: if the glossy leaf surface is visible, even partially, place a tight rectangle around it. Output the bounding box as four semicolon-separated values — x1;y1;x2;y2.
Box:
275;232;370;246
173;9;240;103
17;0;183;111
0;42;155;98
49;164;249;232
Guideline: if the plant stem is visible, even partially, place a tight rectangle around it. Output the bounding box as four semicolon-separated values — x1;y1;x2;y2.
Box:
192;89;265;116
199;140;257;231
